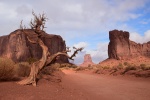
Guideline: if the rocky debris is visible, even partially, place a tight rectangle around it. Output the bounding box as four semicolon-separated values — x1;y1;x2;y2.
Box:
108;30;150;60
80;54;95;67
0;29;68;63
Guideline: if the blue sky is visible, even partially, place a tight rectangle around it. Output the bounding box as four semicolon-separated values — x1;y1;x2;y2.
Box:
0;0;150;64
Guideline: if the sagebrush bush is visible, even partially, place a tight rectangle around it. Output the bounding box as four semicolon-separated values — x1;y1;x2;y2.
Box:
117;63;124;69
60;63;77;68
124;62;128;66
15;62;30;77
140;64;150;70
102;66;110;69
121;65;136;74
0;58;16;81
26;57;38;64
75;67;86;71
40;63;60;75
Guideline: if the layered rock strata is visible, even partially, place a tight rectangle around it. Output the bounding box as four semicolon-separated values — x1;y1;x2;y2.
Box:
108;30;150;60
0;29;68;63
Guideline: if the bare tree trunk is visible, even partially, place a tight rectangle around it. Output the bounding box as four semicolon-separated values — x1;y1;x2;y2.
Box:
17;11;83;86
17;39;49;86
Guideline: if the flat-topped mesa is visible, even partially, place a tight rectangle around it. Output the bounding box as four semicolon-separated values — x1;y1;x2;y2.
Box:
108;30;150;60
0;29;69;63
80;54;95;67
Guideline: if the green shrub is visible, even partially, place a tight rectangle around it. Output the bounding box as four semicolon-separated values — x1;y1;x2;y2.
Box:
0;58;15;81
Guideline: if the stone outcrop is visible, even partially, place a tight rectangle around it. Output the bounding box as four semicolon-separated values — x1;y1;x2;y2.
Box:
108;30;150;60
0;29;68;63
80;54;95;67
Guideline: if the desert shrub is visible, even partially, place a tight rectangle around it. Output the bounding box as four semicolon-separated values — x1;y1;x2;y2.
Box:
75;67;87;71
140;64;146;67
121;65;136;74
95;65;103;69
71;64;78;68
0;58;15;81
41;63;60;75
60;63;70;68
102;66;110;70
15;62;30;77
117;63;124;69
140;64;150;70
26;57;38;64
60;63;77;68
124;62;128;66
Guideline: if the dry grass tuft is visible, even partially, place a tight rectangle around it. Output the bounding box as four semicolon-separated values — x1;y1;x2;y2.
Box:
40;63;60;75
0;58;16;81
14;62;30;77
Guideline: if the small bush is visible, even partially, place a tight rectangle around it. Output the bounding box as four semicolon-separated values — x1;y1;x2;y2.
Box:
41;63;60;75
75;67;87;71
140;64;150;70
121;65;136;74
124;62;128;66
26;57;38;64
117;63;124;69
15;62;30;77
0;58;15;81
140;64;146;67
102;66;110;70
60;63;77;68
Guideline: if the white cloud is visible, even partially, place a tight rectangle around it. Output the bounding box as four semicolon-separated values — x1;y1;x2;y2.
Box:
0;0;148;36
67;42;88;64
73;42;88;48
86;42;108;64
70;42;108;64
130;30;150;43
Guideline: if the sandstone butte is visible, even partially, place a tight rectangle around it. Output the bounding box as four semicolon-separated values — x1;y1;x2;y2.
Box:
80;54;95;67
100;29;150;66
0;29;68;63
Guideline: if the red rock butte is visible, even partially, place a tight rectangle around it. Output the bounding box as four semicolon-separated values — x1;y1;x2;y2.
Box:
0;29;68;63
108;29;150;60
99;29;150;66
80;54;95;67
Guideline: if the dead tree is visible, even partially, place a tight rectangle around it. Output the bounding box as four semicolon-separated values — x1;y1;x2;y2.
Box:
17;11;83;86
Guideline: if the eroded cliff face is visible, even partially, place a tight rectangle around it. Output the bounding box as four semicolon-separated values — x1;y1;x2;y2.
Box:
80;54;95;67
0;29;68;63
108;30;150;60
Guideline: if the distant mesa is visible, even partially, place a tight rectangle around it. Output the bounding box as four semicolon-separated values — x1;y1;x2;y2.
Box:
80;54;95;67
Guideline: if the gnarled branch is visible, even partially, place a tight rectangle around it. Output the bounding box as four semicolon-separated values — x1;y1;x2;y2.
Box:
17;11;83;87
30;11;48;31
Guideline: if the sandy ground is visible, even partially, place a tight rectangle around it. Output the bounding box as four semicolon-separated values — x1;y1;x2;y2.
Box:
0;70;150;100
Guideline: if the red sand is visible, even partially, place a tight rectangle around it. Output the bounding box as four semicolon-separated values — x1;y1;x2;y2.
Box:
0;70;150;100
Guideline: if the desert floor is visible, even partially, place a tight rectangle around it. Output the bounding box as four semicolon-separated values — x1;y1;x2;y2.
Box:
0;69;150;100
